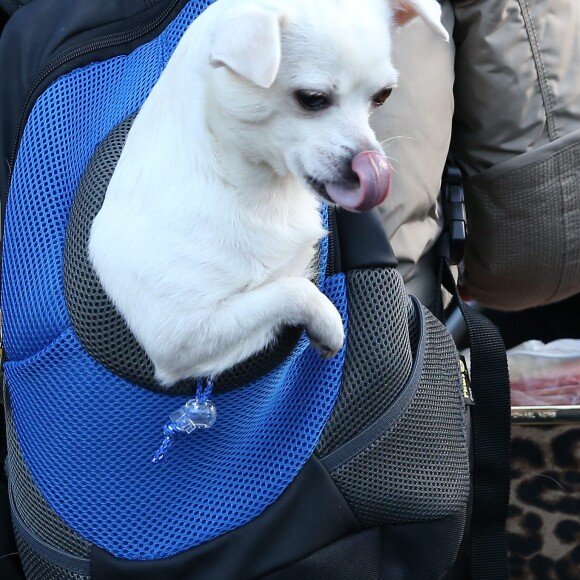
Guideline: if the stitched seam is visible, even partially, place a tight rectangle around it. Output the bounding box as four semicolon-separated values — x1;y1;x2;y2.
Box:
518;0;559;140
547;150;566;302
547;143;580;302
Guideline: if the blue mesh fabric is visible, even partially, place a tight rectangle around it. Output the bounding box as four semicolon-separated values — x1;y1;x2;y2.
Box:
2;0;348;561
2;0;211;360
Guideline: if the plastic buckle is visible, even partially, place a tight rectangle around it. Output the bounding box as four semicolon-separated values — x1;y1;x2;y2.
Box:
440;164;467;265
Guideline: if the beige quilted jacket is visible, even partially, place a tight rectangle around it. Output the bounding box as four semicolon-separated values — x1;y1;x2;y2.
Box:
374;0;580;311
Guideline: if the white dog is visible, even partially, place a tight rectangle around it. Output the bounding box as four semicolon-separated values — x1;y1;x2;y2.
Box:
89;0;447;387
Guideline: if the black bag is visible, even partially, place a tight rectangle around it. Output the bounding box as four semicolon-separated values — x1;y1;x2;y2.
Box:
0;2;511;578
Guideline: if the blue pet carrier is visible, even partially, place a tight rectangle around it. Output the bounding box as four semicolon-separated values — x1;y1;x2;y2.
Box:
0;1;511;579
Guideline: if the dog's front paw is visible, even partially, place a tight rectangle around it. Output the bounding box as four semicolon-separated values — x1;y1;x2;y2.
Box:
306;293;345;359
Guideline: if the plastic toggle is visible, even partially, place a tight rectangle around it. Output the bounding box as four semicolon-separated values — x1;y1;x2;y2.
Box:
152;379;216;464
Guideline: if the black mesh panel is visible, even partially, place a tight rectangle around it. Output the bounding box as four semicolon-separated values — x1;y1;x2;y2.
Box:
329;309;469;526
316;268;414;457
14;529;89;580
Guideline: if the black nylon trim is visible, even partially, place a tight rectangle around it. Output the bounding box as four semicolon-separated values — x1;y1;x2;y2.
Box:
91;457;361;580
264;512;466;580
334;207;398;271
0;0;22;17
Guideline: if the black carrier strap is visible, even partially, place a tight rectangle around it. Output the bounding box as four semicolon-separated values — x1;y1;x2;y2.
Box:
441;259;511;580
328;207;398;274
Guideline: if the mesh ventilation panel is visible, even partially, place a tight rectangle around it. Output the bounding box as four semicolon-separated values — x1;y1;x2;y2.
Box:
329;308;469;526
5;273;347;560
5;392;91;558
1;0;214;361
316;269;413;457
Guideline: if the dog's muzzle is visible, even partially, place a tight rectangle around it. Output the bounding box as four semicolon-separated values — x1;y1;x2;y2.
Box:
324;150;391;212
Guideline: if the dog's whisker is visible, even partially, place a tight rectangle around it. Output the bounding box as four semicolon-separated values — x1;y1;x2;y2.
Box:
383;155;402;177
378;135;416;148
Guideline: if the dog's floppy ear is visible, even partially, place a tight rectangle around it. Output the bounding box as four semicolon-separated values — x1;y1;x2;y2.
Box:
210;8;284;88
391;0;449;40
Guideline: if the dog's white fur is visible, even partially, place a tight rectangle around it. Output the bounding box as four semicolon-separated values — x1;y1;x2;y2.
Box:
89;0;447;386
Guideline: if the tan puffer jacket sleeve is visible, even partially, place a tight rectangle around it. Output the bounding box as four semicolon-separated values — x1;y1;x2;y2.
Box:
452;0;580;310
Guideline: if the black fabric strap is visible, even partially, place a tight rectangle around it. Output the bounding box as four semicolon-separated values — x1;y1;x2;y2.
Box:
440;259;511;580
332;207;398;272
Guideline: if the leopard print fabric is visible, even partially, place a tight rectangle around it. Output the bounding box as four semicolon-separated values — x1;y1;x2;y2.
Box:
508;424;580;579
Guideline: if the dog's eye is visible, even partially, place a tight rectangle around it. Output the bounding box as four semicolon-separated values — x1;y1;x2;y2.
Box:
294;90;332;111
372;87;393;107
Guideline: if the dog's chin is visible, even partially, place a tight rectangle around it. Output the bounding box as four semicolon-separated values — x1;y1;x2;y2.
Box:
305;176;332;203
304;175;349;204
305;175;361;212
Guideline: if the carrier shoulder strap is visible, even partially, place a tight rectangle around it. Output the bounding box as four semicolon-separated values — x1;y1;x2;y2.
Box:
441;258;511;580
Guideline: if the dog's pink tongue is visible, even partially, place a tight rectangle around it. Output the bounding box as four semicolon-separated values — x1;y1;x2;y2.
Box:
325;151;391;212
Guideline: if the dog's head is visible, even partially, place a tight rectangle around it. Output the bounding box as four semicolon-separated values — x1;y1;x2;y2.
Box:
207;0;448;211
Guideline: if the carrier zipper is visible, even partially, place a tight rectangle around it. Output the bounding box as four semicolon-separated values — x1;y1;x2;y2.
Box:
326;206;338;277
8;0;183;188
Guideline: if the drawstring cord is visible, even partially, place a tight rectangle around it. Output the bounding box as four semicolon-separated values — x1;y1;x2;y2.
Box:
152;378;217;464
